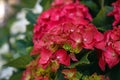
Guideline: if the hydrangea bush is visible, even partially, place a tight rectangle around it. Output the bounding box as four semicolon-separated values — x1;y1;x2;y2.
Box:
6;0;120;80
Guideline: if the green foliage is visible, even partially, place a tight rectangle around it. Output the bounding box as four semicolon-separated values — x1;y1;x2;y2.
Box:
68;51;91;68
0;16;15;47
107;63;120;80
98;0;116;6
63;44;81;53
0;28;9;47
55;70;66;80
10;72;23;80
26;11;38;24
76;72;83;79
5;55;32;68
1;53;13;61
16;40;27;54
12;0;38;14
82;73;105;80
92;6;113;28
20;0;37;8
25;21;35;48
40;0;52;10
26;46;33;54
81;0;99;17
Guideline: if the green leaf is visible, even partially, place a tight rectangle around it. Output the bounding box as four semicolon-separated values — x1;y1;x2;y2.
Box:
26;46;33;54
76;72;83;79
97;25;112;32
1;53;13;61
92;6;113;27
40;0;52;10
81;0;99;16
0;27;10;47
20;0;37;8
82;73;104;80
27;24;34;31
12;0;37;11
5;55;32;68
26;24;33;38
107;63;120;80
16;40;26;49
15;40;27;55
68;51;91;68
98;0;116;6
10;72;23;80
25;24;34;46
63;44;72;51
26;11;38;24
55;69;66;80
63;44;81;54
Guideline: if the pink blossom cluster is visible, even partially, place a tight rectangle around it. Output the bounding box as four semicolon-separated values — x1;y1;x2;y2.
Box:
31;0;104;69
22;49;71;80
108;0;120;26
51;0;73;7
98;0;120;71
33;3;92;52
22;60;50;80
23;0;100;79
32;0;104;55
99;26;120;71
22;0;120;80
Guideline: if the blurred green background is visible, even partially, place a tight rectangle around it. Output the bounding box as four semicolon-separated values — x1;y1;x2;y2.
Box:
0;0;42;80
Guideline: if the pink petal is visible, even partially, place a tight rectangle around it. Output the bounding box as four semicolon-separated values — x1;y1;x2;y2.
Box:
98;53;106;71
55;49;70;66
114;41;120;54
103;47;119;68
38;48;52;66
70;53;78;61
94;32;104;42
83;31;94;44
95;41;106;50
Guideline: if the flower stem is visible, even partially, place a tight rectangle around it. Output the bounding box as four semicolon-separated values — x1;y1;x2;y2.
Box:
101;0;104;8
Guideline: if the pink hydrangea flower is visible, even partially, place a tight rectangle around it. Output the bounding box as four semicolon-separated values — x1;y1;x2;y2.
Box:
32;1;94;55
103;47;119;68
22;68;31;80
108;0;120;26
38;48;53;69
62;68;76;79
82;24;104;50
51;0;73;7
98;52;106;71
31;0;105;72
53;49;70;66
38;49;70;69
34;75;49;80
98;26;120;71
22;59;50;80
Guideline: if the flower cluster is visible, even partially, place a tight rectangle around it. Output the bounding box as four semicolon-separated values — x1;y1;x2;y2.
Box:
108;0;120;26
98;26;120;71
98;0;120;71
33;1;92;53
51;0;73;7
22;0;120;80
22;59;50;80
62;68;110;80
32;0;104;54
31;0;105;70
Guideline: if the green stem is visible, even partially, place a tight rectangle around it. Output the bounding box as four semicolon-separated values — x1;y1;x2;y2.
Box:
101;0;104;8
97;27;106;32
